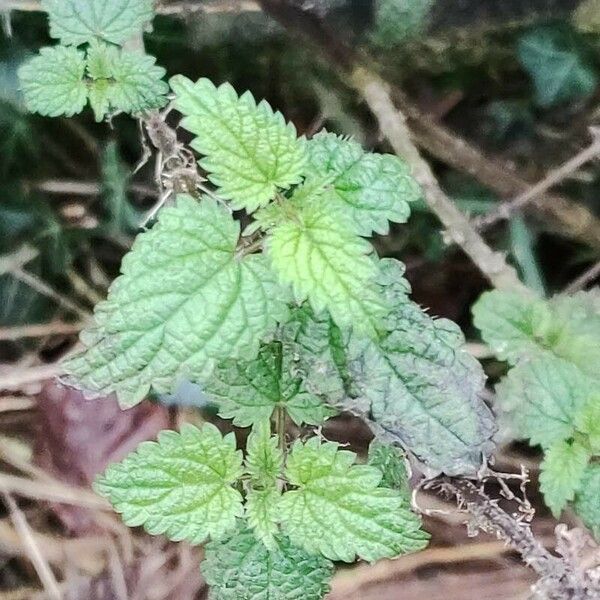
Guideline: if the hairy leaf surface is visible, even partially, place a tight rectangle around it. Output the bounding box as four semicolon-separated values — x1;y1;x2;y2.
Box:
539;440;590;517
350;260;494;475
170;76;307;213
495;356;594;449
18;46;87;117
42;0;154;46
268;200;387;335
202;527;334;600
306;132;420;235
246;487;281;549
574;464;600;540
575;396;600;454
87;41;168;119
64;195;288;407
279;438;429;562
95;423;243;544
205;342;335;427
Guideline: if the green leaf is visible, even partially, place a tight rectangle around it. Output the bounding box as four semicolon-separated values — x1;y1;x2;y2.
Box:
100;141;141;235
472;290;554;364
368;440;410;498
202;527;334;600
205;341;335;427
348;260;494;476
268;199;387;335
170;76;307;213
245;421;283;486
474;290;600;379
86;41;168;120
94;423;244;544
64;195;288;408
518;26;598;107
306;131;420;236
371;0;434;46
540;440;590;517
42;0;154;46
574;395;600;454
18;46;87;117
279;437;429;562
496;356;594;449
574;463;600;540
279;304;353;405
246;487;281;550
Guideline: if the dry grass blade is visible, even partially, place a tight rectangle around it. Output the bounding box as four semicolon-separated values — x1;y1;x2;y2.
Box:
2;492;62;600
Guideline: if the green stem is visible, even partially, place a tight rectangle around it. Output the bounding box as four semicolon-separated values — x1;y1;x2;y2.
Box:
275;404;287;457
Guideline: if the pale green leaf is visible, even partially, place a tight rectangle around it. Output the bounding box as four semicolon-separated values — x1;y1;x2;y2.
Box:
574;464;600;540
540;440;590;517
63;195;288;408
368;440;410;498
42;0;154;46
268;199;387;335
496;356;594;449
306;132;420;235
86;41;168;120
95;423;243;544
170;76;307;213
574;395;600;454
245;421;283;486
472;290;554;364
246;487;281;549
18;46;87;117
279;437;429;562
202;526;334;600
205;341;335;427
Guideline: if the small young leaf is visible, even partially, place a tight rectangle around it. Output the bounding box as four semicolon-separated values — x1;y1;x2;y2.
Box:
472;290;553;364
368;440;410;498
246;487;281;549
170;76;307;213
95;423;243;544
64;195;288;408
18;46;87;118
574;395;600;453
202;527;334;600
574;464;600;540
306;131;421;235
42;0;154;46
245;421;283;486
496;356;594;449
279;437;429;562
86;41;168;120
540;440;590;517
205;342;335;427
518;26;598;107
268;200;387;335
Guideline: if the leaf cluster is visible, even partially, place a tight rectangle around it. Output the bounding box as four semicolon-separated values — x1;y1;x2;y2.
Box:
18;0;168;121
474;290;600;530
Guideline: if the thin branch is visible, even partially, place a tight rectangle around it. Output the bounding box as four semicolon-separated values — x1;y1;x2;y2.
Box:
0;321;83;341
351;68;528;293
564;260;600;294
12;268;91;320
476;129;600;230
1;493;61;600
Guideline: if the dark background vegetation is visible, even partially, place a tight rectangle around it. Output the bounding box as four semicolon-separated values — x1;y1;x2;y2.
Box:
0;0;599;598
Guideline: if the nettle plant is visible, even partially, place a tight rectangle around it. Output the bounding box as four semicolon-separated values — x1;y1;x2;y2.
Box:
474;291;600;538
14;1;533;597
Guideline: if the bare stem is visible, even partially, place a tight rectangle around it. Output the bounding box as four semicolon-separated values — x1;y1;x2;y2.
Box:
475;129;600;230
